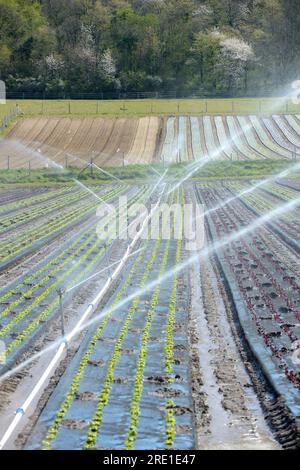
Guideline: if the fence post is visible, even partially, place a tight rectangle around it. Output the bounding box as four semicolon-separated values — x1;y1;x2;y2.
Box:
57;289;66;338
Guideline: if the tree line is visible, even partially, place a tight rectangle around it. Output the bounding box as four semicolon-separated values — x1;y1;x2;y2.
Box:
0;0;299;97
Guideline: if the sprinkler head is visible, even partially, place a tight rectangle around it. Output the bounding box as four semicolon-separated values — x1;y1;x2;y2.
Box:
56;287;66;296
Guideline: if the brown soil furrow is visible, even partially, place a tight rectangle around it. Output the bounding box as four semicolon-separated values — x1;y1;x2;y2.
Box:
2;119;60;167
54;117;97;166
17;118;56;167
92;118;117;164
69;118;94;156
60;117;100;166
142;116;160;163
125;117;140;162
2;118;50;168
8;117;45;142
154;117;167;163
82;118;111;163
173;116;179;163
34;118;81;169
94;118;119;165
128;117;149;164
58;118;89;159
118;117;139;164
52;118;84;167
0;117;159;167
21;118;50;147
186;117;194;162
28;119;59;151
40;118;73;163
101;118;128;166
72;118;102;165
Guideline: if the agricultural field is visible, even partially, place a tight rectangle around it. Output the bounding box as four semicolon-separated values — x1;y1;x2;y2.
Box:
0;173;299;450
1;115;300;169
1;0;300;459
0;105;299;452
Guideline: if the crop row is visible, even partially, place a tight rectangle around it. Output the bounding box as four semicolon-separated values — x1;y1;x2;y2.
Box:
164;195;183;448
238;116;292;159
262;118;297;154
85;191;176;450
0;187;50;206
0;186;148;363
161;117;176;164
178;117;189;162
218;191;300;330
235;116;272;159
0;186;146;313
226;181;299;228
0;186;74;217
0;186;143;328
190;117;205;160
159;116;300;162
273;115;300;148
165;197;183;378
39;190;187;450
226;183;300;251
222;116;255;160
225;116;257;160
0;187;98;233
249;116;291;159
197;183;300;407
262;183;300;202
128;189;184;450
124;196;177;450
0;185;126;270
41;204;159;449
202;116;218;159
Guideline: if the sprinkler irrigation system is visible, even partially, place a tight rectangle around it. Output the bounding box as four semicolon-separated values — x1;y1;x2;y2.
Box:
0;178;299;449
0;181;166;450
1;90;300;450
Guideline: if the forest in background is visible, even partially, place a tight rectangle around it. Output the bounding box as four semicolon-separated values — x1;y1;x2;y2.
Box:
0;0;299;97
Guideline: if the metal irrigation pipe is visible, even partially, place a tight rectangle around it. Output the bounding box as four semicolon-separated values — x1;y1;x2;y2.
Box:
0;192;164;451
66;246;144;295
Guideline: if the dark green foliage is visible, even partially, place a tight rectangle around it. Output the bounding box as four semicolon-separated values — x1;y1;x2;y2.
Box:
1;160;298;185
0;1;299;95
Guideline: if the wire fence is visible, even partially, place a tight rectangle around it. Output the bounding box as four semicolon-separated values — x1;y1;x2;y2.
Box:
0;105;20;133
2;91;300;117
4;98;300;117
5;89;297;100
